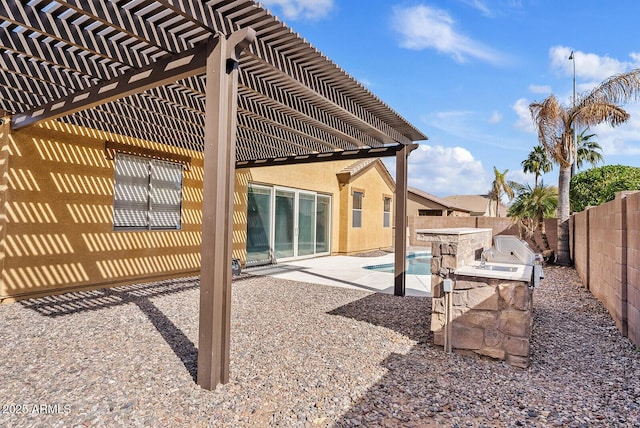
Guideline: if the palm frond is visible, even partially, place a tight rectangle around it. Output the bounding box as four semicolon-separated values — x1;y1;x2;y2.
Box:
529;95;568;162
575;130;604;170
581;68;640;106
574;102;630;128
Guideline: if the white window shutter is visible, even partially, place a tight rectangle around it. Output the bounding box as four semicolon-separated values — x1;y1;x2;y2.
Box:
113;154;150;228
149;160;183;229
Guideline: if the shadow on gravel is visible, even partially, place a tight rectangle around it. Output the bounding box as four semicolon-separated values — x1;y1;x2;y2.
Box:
329;293;442;426
20;278;200;381
328;293;431;341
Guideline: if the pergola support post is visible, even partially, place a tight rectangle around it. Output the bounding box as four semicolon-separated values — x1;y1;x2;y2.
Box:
198;29;255;391
394;143;419;296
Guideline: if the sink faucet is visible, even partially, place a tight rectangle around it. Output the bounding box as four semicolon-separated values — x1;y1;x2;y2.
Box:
480;248;494;268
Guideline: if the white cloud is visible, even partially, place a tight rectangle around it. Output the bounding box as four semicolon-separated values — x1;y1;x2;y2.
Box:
591;104;640;157
391;5;506;65
513;98;535;134
261;0;334;20
528;84;551;94
507;168;535;188
459;0;493;17
387;144;491;196
488;111;502;124
549;46;640;82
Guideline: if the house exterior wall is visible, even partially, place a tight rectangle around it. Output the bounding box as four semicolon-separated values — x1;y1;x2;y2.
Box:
407;193;470;217
233;161;345;264
236;160;394;257
0;121;396;302
338;163;394;254
0;121;205;302
407;193;445;216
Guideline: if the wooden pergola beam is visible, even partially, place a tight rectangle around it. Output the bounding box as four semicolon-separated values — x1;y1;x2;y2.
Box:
235;145;404;168
198;28;256;390
11;43;209;130
394;143;419;296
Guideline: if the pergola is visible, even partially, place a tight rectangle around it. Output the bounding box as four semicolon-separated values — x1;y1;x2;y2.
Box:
0;0;427;389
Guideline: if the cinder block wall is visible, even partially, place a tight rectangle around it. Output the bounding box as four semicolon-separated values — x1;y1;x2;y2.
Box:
572;210;589;283
571;192;640;347
627;193;640;346
588;198;626;334
409;216;557;252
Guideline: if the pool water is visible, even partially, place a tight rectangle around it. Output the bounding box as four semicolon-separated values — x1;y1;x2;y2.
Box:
364;253;432;275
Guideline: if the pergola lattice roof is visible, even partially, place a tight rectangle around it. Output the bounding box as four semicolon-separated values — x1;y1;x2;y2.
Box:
1;0;426;162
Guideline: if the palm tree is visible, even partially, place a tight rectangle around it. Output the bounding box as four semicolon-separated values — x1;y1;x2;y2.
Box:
529;69;640;265
491;166;515;217
508;183;558;252
575;130;604;171
522;145;553;187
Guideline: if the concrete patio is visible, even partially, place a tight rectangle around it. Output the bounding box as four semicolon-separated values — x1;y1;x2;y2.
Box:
246;252;432;297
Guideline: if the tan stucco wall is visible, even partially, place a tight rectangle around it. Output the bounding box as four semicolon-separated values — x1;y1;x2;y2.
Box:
407;193;470;217
0;120;397;301
407;193;445;216
236;159;394;258
338;162;394;254
0;120;205;302
236;161;342;260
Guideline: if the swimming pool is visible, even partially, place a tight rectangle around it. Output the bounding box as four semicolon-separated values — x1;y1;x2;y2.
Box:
363;252;432;275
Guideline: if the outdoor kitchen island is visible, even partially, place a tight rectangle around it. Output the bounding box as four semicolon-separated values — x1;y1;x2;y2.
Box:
416;228;540;368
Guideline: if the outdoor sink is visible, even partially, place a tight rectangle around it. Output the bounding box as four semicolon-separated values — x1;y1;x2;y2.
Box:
476;264;517;272
455;262;531;282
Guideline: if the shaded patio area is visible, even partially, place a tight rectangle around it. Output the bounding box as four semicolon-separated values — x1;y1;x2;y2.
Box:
1;266;639;427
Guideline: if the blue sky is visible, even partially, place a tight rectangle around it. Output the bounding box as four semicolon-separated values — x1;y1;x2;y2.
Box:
260;0;640;197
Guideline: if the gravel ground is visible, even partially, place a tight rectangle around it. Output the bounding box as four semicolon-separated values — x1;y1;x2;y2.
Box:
0;266;639;427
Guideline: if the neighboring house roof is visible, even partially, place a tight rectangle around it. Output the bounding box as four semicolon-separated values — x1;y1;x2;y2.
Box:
408;187;472;213
336;159;395;190
443;195;493;216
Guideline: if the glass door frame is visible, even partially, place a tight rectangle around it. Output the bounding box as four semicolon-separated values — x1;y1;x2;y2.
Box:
271;185;331;263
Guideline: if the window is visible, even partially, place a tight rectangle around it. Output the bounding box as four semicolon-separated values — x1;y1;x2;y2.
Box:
383;197;391;227
418;209;442;217
113;153;183;230
352;191;363;228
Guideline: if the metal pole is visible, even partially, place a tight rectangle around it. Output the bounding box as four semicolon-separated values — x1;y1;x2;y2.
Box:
570;51;577;176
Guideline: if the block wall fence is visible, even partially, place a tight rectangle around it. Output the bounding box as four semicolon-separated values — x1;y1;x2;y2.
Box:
408;216;557;254
571;191;640;347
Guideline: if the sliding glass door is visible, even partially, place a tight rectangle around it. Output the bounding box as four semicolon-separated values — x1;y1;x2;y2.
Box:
246;184;331;265
246;185;273;266
274;189;295;259
297;192;316;257
316;195;331;254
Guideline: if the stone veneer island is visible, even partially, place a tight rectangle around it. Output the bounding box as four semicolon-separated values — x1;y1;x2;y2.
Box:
416;228;535;368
